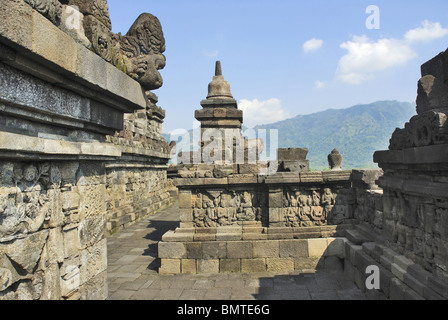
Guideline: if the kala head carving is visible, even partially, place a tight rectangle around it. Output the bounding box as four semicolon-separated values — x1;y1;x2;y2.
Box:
26;0;167;92
118;13;166;91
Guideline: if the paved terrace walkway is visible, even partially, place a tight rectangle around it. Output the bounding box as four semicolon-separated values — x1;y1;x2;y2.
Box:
106;201;367;300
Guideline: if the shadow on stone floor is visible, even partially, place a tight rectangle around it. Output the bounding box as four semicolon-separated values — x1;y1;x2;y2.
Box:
143;218;179;272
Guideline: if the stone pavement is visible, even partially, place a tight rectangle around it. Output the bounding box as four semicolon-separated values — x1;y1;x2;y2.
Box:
106;200;368;300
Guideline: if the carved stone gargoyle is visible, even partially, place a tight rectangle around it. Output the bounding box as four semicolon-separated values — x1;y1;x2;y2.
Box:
26;0;166;92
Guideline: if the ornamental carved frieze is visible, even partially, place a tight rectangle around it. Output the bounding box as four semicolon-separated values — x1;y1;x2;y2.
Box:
23;0;61;24
191;189;267;227
389;48;448;150
389;111;448;150
22;0;166;92
282;187;350;227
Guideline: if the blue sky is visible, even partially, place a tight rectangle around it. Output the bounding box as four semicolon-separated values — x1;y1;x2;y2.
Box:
108;0;448;133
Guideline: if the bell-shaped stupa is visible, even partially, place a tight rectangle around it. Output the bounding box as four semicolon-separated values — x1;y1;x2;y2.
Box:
206;61;234;100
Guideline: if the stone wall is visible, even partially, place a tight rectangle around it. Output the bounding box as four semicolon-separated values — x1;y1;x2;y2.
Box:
0;1;171;299
374;48;448;285
105;163;171;234
0;160;108;299
158;168;380;275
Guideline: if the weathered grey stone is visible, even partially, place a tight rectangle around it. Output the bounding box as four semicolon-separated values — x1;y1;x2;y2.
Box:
158;242;187;259
159;259;181;274
3;230;49;274
241;258;266;273
220;259;240;273
202;241;227;259
328;149;343;170
252;240;279;258
197;259;219;273
279;240;308;258
277;148;308;161
227;241;252;259
266;258;294;272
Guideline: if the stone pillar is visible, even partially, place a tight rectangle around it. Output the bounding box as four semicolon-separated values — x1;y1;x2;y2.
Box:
374;48;448;284
268;187;284;227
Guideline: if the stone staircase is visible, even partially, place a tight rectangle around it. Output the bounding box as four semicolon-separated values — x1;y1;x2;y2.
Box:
343;224;448;300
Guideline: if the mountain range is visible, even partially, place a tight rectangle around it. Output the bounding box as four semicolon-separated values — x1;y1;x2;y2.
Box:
163;100;416;170
254;100;415;170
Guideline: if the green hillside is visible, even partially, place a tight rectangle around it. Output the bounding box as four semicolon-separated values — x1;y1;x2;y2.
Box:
254;101;415;170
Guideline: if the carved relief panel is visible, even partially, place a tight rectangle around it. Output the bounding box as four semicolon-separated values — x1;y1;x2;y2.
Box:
281;187;351;227
191;189;267;227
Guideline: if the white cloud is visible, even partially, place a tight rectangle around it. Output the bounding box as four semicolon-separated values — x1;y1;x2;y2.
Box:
336;20;448;85
404;20;448;43
203;50;219;58
314;80;327;89
238;98;291;128
336;35;416;84
303;38;323;53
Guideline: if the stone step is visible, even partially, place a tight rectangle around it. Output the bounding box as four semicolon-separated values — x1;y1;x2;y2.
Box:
345;229;373;245
355;223;384;244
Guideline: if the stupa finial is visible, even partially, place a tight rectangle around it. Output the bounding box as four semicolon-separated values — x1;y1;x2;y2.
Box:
215;61;222;76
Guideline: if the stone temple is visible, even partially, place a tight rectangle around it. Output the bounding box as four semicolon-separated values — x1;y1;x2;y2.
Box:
1;0;448;301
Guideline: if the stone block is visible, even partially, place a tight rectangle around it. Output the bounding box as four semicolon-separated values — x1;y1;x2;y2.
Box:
181;259;197;274
252;240;279;258
220;259;241;273
393;255;414;271
63;228;80;259
299;172;323;183
202;241;227;259
227;241;253;259
178;190;192;209
294;257;322;270
278;159;309;173
159;259;181;274
427;276;448;299
389;278;406;300
162;231;194;242
185;242;203;259
268;233;293;240
61;265;81;298
179;209;193;223
216;226;242;234
326;238;345;258
277;148;308;161
216;233;242;241
354;249;377;276
242;233;268;240
227;175;257;184
324;256;344;272
268;208;282;223
279;239;308;258
193;233;216;241
32;11;78;73
347;243;363;266
403;272;425;297
241;259;266;273
197;259;219;274
268;189;283;208
0;0;34;50
238;164;260;174
266;258;294;272
80;239;107;283
268;227;293;234
158;242;186;259
307;238;328;257
377;264;394;298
